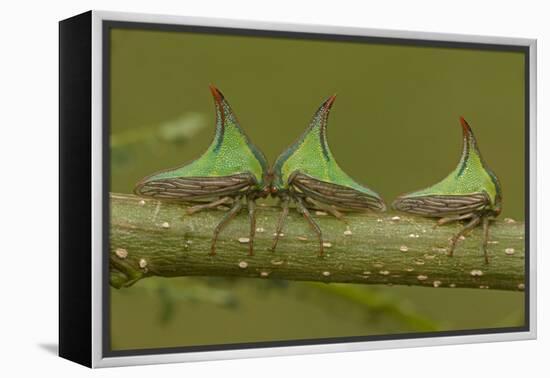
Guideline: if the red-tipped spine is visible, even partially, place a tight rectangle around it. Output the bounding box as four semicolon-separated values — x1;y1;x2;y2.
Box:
459;116;472;138
209;84;226;126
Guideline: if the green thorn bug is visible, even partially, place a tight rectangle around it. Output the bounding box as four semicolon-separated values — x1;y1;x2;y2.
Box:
269;95;386;257
134;85;270;256
392;117;502;264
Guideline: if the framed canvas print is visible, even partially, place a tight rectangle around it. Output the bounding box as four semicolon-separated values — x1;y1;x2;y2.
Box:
59;10;537;368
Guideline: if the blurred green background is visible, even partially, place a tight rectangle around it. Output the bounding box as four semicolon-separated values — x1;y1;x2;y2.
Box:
109;28;525;351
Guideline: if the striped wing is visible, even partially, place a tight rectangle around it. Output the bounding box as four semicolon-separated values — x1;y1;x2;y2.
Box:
290;172;386;211
134;173;255;203
392;193;489;217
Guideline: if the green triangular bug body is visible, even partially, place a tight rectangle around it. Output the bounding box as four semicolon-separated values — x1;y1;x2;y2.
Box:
392;117;502;264
134;85;269;256
269;95;386;257
272;95;385;211
135;85;269;199
392;117;502;216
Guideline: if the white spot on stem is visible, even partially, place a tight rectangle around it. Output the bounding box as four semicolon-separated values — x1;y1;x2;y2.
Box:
470;269;483;277
115;248;128;259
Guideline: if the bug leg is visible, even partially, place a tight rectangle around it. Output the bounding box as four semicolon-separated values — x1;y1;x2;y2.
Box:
326;207;347;224
211;198;243;256
448;215;481;257
434;212;475;228
482;215;490;264
295;197;324;257
306;198;349;225
247;197;256;256
152;201;161;223
271;196;290;252
186;197;232;215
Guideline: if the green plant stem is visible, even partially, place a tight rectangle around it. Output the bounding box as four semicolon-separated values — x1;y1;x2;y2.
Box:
110;193;526;291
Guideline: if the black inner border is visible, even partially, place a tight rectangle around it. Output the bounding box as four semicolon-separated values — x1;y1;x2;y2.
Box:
102;20;530;358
